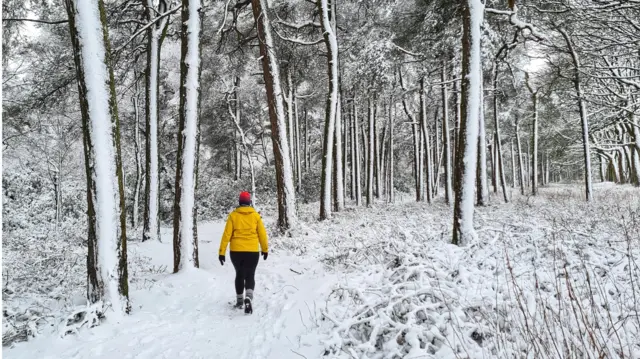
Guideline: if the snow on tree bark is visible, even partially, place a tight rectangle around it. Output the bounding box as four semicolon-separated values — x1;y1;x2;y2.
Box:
64;0;130;313
452;0;483;246
558;28;593;201
250;0;297;230
143;0;168;243
318;0;339;219
173;0;202;272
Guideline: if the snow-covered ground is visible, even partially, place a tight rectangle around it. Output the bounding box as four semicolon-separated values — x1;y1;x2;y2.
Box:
4;183;640;358
4;222;338;359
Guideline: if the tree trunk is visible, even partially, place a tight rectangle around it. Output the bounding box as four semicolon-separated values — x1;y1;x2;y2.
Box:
433;107;440;196
629;108;640;186
353;100;363;206
142;0;168;242
374;102;382;199
492;64;508;203
304;109;309;171
131;89;142;228
342;96;349;200
441;66;453;205
412;114;421;202
452;0;483;245
318;0;339;220
294;90;302;189
379;115;388;196
286;67;296;185
173;0;202;272
516;118;526;195
64;0;130;313
511;140;517;188
367;95;375;207
389;98;395;203
420;78;432;203
349;102;356;200
476;71;489;206
251;0;297;229
559;28;593;201
453;78;461;182
333;92;345;211
531;92;539;195
228;79;257;204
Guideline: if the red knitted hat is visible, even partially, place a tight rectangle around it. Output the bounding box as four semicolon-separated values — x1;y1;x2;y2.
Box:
239;191;251;205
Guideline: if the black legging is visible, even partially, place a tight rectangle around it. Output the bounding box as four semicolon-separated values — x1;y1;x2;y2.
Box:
230;251;260;295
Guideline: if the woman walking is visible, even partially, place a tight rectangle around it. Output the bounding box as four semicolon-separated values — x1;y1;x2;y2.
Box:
218;192;268;314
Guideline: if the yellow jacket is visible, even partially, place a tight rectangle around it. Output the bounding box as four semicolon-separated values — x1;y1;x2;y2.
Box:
218;206;268;255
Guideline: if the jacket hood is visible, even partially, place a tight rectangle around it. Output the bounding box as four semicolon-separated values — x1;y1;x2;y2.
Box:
234;206;256;215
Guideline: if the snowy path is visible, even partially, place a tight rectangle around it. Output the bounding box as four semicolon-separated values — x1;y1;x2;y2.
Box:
5;221;336;359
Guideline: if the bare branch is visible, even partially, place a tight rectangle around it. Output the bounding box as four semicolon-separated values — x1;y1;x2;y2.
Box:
2;18;68;25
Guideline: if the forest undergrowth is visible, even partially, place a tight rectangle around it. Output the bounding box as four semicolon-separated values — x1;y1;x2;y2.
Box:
295;184;640;359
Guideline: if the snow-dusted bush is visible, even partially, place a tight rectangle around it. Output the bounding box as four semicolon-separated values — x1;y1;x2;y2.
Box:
315;186;640;358
2;166;87;346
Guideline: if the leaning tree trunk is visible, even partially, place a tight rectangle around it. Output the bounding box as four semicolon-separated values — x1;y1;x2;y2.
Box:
142;0;168;242
64;0;130;313
476;73;489;206
173;0;202;272
441;66;453;205
559;28;593;201
251;0;297;229
453;0;483;245
318;0;339;219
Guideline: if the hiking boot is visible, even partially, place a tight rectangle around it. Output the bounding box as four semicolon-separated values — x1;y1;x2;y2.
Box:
244;297;253;314
235;296;243;309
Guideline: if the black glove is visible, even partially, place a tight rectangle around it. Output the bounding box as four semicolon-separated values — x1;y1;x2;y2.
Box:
262;252;268;260
219;255;225;266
